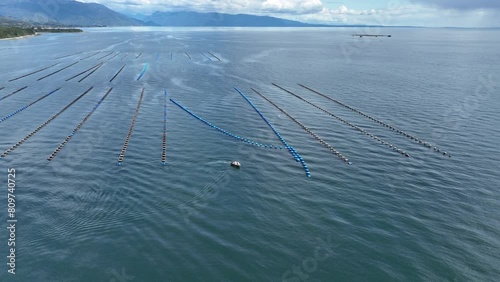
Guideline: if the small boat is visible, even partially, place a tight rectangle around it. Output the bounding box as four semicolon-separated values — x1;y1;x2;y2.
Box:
231;161;241;168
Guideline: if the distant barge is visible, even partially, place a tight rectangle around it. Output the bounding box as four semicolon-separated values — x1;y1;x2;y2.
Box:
352;34;391;38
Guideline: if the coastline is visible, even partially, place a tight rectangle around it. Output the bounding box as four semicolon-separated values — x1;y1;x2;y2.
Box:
0;33;38;41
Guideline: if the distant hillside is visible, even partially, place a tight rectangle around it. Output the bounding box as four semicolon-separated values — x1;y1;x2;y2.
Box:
143;11;328;27
0;0;143;26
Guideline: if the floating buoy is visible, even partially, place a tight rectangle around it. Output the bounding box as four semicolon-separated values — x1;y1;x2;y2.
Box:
48;87;112;162
110;64;126;83
251;87;350;164
97;51;114;60
65;62;102;82
170;99;281;150
136;63;148;81
9;63;59;82
0;88;61;124
37;62;79;81
234;87;311;177
298;83;450;157
273;83;410;158
116;88;145;165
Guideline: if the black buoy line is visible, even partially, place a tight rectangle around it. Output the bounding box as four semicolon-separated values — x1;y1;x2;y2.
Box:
251;87;351;164
52;51;83;60
117;88;145;165
8;63;60;82
200;52;213;61
0;87;4;91
107;51;122;61
65;62;103;81
298;84;451;157
79;51;101;61
78;63;103;83
1;87;93;158
0;88;61;124
185;52;191;60
234;87;311;177
0;86;28;102
136;52;143;59
47;87;113;162
37;62;79;81
208;52;221;61
97;51;114;60
273;83;411;158
121;53;129;60
161;89;167;165
109;64;126;83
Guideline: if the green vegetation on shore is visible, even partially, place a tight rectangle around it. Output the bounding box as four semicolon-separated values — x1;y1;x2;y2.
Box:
0;26;83;39
35;28;83;33
0;26;35;39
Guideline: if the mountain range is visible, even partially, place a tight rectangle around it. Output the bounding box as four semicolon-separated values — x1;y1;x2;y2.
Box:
0;0;325;27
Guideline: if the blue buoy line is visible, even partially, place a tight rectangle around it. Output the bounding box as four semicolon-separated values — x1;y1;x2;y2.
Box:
118;88;145;165
136;63;148;81
251;87;351;164
9;63;59;82
37;62;79;81
170;99;282;150
1;87;93;158
121;53;129;60
298;84;451;157
170;52;173;61
97;51;114;60
233;87;311;177
65;62;103;81
78;62;103;83
208;52;221;61
79;51;101;61
107;51;122;61
200;52;213;61
273;83;411;158
0;86;28;102
110;64;126;83
156;52;160;62
48;87;113;162
0;88;60;124
162;89;167;165
185;52;191;60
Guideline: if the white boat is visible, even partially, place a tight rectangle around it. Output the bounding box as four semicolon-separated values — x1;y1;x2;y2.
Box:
231;161;241;168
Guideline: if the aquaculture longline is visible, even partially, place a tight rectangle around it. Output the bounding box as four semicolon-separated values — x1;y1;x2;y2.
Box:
1;87;93;158
8;63;59;82
251;87;350;164
170;99;282;150
0;86;28;102
110;64;126;83
273;83;411;158
118;88;145;165
0;88;61;124
47;87;113;162
298;84;451;157
234;87;311;177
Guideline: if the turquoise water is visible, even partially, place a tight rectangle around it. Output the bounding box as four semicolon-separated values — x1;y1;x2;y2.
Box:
0;27;499;281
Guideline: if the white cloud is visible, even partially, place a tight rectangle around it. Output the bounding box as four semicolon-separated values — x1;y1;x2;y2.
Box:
77;0;500;27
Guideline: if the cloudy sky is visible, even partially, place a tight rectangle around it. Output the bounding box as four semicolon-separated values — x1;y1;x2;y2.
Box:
79;0;500;27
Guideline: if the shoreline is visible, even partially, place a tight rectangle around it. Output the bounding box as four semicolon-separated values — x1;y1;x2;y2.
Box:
0;33;38;41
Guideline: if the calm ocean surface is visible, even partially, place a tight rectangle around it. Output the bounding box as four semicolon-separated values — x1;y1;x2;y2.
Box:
0;27;499;281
